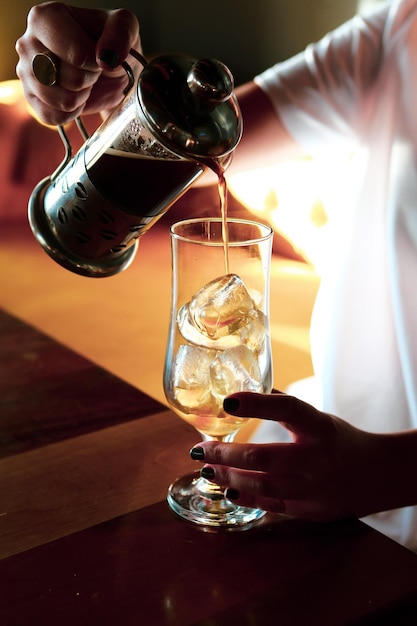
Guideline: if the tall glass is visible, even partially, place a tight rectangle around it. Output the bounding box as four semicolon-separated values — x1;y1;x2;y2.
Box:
163;217;273;528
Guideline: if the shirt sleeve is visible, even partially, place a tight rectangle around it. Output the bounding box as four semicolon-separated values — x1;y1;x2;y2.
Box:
254;4;390;157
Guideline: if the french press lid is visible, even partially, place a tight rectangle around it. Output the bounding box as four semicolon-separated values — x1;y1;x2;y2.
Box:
137;54;242;159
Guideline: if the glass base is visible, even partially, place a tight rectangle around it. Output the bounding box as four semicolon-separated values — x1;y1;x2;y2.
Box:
167;471;266;530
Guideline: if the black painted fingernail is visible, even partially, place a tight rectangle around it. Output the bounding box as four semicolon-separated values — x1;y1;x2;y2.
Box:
223;397;240;413
99;49;120;69
201;466;215;480
190;446;205;461
225;488;240;501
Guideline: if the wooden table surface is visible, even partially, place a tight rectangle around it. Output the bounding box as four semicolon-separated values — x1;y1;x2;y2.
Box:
1;308;417;626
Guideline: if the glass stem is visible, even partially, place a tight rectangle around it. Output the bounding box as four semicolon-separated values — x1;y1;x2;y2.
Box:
194;431;238;509
199;431;236;444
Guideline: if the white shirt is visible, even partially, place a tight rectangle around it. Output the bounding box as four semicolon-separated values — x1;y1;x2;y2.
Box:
254;0;417;551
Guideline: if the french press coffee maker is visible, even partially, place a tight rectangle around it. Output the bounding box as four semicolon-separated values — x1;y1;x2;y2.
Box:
28;50;242;277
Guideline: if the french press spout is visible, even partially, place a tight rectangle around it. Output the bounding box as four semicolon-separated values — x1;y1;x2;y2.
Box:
28;50;242;277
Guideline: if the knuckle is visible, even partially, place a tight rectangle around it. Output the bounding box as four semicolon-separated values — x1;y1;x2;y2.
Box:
243;445;274;472
286;393;302;417
15;63;23;81
203;443;228;466
211;444;226;465
68;71;94;91
58;90;86;114
246;474;265;497
112;8;135;21
222;467;235;486
43;104;80;126
111;8;139;32
243;446;262;470
15;38;25;56
26;4;42;25
29;2;64;24
66;46;94;71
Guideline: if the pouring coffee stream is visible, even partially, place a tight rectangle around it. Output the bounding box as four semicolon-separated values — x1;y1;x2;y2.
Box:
28;49;242;277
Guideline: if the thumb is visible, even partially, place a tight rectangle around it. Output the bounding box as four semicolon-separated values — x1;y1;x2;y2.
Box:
95;9;141;68
63;6;140;69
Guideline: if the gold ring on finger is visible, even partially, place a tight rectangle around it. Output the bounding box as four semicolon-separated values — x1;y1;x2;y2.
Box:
32;51;59;86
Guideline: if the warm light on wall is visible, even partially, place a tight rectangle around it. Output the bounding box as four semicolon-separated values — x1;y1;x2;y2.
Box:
0;79;26;106
0;78;58;129
228;156;350;273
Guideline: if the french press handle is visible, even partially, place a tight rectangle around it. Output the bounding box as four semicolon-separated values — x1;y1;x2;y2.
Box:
52;49;147;181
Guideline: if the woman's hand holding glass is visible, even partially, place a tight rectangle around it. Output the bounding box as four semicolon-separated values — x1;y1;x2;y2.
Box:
191;389;417;522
